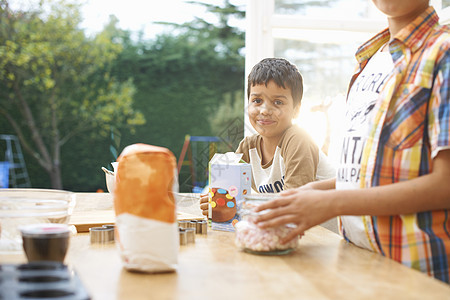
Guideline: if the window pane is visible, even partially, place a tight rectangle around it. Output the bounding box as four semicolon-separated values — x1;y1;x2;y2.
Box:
274;36;365;156
274;0;383;19
274;38;358;101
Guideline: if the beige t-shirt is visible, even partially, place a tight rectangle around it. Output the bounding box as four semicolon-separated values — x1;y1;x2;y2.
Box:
236;125;320;193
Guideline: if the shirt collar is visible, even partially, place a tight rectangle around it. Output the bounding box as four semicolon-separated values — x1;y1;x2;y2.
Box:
395;6;439;53
355;6;439;64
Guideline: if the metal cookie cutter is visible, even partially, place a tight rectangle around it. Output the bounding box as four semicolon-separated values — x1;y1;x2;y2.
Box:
178;220;190;229
188;221;197;232
185;228;195;244
196;220;208;235
179;228;187;245
179;227;196;245
90;225;115;244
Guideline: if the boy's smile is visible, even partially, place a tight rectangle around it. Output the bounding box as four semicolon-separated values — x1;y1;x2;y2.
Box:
248;80;298;143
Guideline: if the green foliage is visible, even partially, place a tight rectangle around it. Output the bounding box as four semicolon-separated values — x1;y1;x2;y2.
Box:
208;90;245;152
109;1;245;192
0;0;245;192
0;0;144;189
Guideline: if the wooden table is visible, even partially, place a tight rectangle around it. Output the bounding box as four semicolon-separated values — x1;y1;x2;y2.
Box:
2;192;450;299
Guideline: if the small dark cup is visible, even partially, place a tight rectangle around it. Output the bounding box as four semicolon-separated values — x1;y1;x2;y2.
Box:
20;223;70;263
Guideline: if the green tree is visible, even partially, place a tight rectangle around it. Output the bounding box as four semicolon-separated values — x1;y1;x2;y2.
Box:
109;1;245;191
0;0;144;189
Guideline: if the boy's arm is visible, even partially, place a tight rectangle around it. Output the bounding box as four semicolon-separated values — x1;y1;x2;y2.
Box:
302;178;335;190
332;149;450;216
255;149;450;240
283;128;319;189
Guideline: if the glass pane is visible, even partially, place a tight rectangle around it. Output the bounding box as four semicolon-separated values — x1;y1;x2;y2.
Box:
274;37;365;157
274;0;383;19
274;38;358;101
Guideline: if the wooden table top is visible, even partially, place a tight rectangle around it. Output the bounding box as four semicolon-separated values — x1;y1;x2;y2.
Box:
1;192;449;299
4;227;450;299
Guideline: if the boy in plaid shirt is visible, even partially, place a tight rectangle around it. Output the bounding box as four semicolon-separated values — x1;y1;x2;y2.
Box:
255;1;450;283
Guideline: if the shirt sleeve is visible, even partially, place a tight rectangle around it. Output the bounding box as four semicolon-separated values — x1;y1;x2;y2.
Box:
281;127;319;189
429;48;450;159
235;138;250;163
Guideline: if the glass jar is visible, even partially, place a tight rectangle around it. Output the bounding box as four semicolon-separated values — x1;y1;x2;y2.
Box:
235;196;299;255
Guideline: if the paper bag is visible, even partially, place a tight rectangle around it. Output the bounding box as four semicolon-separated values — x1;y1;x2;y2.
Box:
114;143;178;273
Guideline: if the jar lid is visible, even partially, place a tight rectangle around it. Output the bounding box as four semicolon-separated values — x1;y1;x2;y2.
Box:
20;223;70;237
243;194;279;201
241;195;278;215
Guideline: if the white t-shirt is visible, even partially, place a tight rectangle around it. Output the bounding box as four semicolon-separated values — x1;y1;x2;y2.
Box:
237;125;335;193
336;47;394;249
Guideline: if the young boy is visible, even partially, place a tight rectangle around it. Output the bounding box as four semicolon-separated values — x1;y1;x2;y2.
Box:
200;58;335;215
254;1;450;283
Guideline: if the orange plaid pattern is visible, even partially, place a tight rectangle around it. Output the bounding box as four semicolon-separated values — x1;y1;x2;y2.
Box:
340;7;450;283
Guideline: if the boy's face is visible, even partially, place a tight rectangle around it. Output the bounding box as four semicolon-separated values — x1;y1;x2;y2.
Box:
248;80;298;141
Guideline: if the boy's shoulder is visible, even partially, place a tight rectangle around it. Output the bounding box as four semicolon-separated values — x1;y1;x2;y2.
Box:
239;133;259;150
281;125;316;145
428;23;449;48
279;125;319;162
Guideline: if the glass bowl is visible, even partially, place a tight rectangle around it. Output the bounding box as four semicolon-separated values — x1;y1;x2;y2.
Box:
235;214;299;255
235;194;299;255
0;189;75;253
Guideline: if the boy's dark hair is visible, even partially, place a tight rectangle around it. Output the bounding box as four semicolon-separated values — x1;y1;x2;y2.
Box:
247;58;303;108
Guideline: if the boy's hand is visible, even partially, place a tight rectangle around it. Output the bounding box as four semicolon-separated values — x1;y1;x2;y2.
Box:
199;193;209;217
254;188;334;243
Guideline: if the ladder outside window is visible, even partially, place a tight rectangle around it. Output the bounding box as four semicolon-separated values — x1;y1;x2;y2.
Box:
177;135;220;192
0;134;31;188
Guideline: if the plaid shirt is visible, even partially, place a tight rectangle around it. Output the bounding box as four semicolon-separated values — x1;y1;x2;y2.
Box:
339;6;450;283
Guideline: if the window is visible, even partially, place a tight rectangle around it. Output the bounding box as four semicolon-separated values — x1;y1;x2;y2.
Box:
245;0;450;160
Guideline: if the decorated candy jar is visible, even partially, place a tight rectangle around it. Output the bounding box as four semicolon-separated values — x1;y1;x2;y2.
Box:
209;187;237;223
235;195;299;255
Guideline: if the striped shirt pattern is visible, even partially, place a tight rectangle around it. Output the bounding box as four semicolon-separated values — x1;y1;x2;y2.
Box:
340;7;450;283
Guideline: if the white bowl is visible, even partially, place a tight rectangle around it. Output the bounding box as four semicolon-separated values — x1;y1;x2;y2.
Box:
105;172;115;194
104;162;117;194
